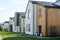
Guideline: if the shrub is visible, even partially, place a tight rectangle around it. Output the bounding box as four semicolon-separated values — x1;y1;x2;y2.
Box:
2;28;8;32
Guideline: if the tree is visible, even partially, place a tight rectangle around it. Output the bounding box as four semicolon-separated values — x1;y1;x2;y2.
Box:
0;26;2;32
0;23;2;32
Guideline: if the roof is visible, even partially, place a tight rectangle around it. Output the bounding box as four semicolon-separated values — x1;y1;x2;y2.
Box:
4;21;9;23
31;1;60;8
56;0;60;2
10;17;14;19
15;12;25;18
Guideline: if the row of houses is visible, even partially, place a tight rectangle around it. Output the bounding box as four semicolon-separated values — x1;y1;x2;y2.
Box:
2;12;25;33
2;0;60;37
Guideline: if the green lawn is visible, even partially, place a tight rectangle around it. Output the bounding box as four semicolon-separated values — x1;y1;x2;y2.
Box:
0;32;26;38
3;37;60;40
0;32;60;40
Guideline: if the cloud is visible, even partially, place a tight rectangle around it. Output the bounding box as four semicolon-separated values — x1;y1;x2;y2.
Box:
0;6;5;10
12;0;21;3
3;4;9;7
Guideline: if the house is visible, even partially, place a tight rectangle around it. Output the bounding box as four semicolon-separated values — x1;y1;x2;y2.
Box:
9;17;14;32
2;21;9;31
20;13;25;33
14;12;20;32
25;0;60;37
25;0;36;35
14;12;25;33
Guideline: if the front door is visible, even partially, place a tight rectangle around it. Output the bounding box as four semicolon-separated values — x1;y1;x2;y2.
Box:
38;25;42;36
10;25;12;32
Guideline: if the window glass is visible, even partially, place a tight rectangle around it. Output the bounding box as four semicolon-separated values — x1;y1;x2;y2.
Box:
39;9;42;17
28;9;30;19
26;24;30;32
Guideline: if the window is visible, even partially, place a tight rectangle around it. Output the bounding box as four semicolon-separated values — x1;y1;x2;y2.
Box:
28;9;30;19
16;13;19;26
26;24;30;32
28;24;30;31
39;9;42;17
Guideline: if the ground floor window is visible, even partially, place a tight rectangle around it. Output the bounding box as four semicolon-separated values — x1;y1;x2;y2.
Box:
26;24;30;32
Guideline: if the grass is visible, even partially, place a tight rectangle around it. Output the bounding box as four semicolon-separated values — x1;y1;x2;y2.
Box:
3;37;60;40
0;32;60;40
0;32;26;38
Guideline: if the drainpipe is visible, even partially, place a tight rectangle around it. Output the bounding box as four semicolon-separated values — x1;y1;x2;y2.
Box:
19;16;21;33
33;4;34;35
45;8;49;37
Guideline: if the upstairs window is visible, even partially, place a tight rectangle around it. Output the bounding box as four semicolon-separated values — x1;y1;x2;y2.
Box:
39;9;42;17
28;9;30;19
16;13;19;26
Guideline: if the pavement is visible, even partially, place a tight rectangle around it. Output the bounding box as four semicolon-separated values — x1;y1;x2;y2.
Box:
0;36;2;40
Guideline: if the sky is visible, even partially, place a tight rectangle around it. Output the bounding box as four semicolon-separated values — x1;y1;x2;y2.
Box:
0;0;56;23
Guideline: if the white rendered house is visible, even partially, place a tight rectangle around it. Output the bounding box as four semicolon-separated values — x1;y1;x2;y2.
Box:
14;12;20;32
2;21;9;31
25;0;36;35
9;17;14;32
20;15;25;33
14;12;25;33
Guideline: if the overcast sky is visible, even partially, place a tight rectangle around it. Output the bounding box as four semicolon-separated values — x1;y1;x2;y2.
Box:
0;0;56;23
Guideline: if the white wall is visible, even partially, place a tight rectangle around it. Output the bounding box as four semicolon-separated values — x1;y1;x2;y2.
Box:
10;20;20;32
13;26;20;32
2;23;9;29
13;13;21;32
9;18;15;32
25;2;34;35
9;19;14;24
2;22;9;31
21;18;25;33
34;4;36;35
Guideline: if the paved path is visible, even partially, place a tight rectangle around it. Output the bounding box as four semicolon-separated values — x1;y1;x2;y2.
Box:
0;36;2;40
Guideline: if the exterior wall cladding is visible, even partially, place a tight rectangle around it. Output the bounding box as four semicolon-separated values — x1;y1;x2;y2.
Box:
25;1;60;37
25;1;36;35
21;17;25;33
13;13;20;32
36;4;60;37
9;18;14;32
